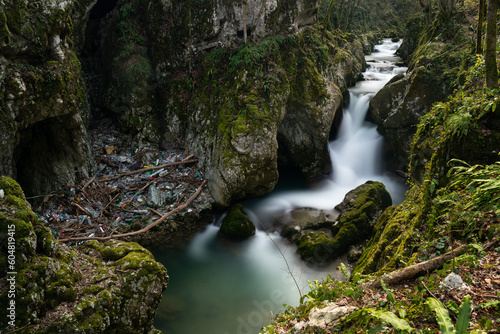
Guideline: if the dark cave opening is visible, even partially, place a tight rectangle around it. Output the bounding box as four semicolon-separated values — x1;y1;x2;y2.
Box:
14;116;88;198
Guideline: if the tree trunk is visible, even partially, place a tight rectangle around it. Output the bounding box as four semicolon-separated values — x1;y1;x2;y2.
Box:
476;0;485;54
438;0;454;17
485;0;499;89
368;245;467;288
243;0;247;44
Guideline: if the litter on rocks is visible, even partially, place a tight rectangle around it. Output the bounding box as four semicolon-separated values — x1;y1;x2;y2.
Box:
33;128;213;244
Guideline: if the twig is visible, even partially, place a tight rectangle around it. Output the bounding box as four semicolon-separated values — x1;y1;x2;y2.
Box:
255;218;303;300
71;202;94;218
58;180;206;242
148;208;163;217
98;193;120;218
99;155;197;181
82;175;97;190
421;281;439;300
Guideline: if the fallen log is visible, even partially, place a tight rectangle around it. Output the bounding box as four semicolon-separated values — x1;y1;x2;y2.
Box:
99;154;197;181
368;244;468;289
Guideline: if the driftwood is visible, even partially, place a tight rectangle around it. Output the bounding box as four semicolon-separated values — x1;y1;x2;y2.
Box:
58;180;206;243
99;154;197;181
369;244;468;289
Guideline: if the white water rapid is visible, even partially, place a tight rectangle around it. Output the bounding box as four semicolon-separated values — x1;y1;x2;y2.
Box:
153;39;407;334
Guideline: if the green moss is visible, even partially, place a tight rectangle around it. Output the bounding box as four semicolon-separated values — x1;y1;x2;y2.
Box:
352;186;423;277
0;176;26;198
86;240;152;261
297;231;339;264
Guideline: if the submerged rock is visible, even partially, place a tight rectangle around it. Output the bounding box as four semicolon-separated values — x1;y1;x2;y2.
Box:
0;177;168;333
219;204;256;239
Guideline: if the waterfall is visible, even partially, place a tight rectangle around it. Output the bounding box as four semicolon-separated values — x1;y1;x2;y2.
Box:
247;39;407;222
153;38;408;334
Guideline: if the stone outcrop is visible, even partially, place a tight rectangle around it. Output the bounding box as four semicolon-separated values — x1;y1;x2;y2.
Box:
0;177;168;333
84;0;365;206
0;0;95;197
279;181;392;265
369;66;451;172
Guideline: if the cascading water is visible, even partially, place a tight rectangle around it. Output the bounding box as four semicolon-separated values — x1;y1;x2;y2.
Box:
153;39;407;334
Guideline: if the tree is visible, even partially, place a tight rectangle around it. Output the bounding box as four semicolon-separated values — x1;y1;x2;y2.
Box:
485;0;499;89
242;0;247;44
476;0;485;54
438;0;455;17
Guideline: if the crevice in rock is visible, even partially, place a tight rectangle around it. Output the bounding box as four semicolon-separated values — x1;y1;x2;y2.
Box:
80;0;119;131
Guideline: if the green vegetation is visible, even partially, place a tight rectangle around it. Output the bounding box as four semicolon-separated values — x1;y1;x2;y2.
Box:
262;1;500;332
318;0;421;36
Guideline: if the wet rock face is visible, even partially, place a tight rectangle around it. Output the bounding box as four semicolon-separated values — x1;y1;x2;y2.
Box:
219;203;256;239
279;181;392;265
369;67;450;173
83;0;364;206
0;0;94;196
0;177;168;333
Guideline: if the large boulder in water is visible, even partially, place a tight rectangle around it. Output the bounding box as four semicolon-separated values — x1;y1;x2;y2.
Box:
219;204;256;239
287;181;392;265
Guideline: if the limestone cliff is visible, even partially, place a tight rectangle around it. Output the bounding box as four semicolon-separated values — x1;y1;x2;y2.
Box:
0;0;366;207
369;12;469;174
0;0;95;197
84;0;365;206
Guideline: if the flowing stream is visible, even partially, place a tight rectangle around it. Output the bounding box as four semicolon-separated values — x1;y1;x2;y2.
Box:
153;39;407;334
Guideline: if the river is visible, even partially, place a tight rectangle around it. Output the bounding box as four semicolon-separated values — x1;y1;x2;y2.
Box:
153;38;407;334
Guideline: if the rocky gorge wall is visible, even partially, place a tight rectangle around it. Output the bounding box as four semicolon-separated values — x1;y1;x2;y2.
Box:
92;0;367;206
1;0;368;207
0;0;96;197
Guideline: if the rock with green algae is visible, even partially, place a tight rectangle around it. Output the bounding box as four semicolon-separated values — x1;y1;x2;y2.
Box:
0;177;168;333
163;28;365;206
0;0;94;197
218;203;256;240
369;67;448;173
351;185;423;277
294;181;392;265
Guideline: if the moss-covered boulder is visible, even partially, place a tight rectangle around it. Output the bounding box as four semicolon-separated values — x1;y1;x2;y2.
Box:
279;208;340;243
0;177;168;333
369;66;450;172
294;181;392;265
218;204;256;240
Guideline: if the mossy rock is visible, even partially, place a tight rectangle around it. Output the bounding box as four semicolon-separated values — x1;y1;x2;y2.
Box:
0;177;168;333
297;230;341;265
352;186;423;276
218;204;255;239
296;181;392;265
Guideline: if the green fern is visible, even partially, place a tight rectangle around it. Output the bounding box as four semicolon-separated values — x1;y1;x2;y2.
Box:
365;308;414;332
